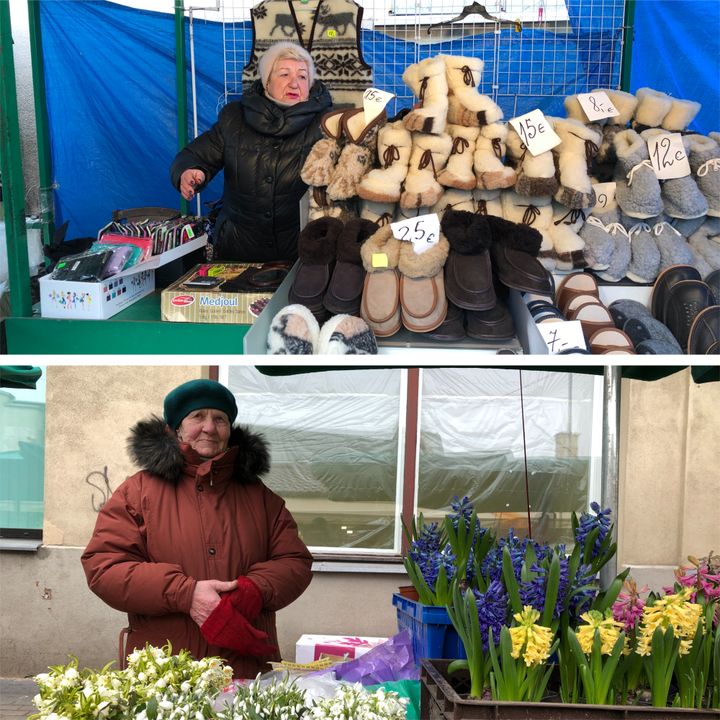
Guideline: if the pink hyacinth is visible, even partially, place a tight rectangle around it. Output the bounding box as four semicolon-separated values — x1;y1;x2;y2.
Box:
673;554;720;602
612;577;648;633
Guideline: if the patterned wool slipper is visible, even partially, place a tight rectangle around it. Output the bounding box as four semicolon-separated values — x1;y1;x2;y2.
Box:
267;304;320;355
316;314;378;354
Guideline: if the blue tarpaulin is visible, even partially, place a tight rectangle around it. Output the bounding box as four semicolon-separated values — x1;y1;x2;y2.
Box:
39;0;718;240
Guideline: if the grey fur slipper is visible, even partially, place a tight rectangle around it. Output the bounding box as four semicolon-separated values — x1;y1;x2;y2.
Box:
653;222;697;273
625;223;661;283
613;129;663;219
689;221;720;270
580;216;616;270
608;298;652;327
635;337;685;354
623;316;683;352
595;224;632;282
687;134;720;218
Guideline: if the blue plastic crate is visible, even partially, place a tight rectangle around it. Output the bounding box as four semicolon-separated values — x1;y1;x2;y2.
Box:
392;593;466;664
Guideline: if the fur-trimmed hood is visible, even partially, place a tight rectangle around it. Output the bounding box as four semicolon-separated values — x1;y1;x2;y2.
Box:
127;415;271;484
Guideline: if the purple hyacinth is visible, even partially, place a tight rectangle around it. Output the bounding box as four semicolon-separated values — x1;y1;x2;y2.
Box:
409;523;458;590
481;530;544;584
472;580;509;650
575;502;612;558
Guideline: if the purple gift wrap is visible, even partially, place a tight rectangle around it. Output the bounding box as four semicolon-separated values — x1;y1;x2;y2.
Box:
334;630;419;684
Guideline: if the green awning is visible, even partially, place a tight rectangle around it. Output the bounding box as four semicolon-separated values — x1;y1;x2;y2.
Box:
0;366;43;389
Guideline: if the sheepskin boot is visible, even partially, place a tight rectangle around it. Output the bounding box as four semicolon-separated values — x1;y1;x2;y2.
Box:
653;221;698;274
401;56;449;135
624;223;662;283
436;124;480;190
632;87;673;132
473;188;503;218
301;109;346;187
400;131;453;209
689;220;720;271
661;97;702;133
552;118;602;209
474;123;517;190
501;189;556;271
307;187;355;222
327;108;386;201
549;202;590;273
359;198;396;227
592;89;639;182
595;224;632;282
580;194;620;270
687;134;720;217
357;121;412;203
506;123;559;198
440;54;503;127
431;188;476;218
639;129;708;220
613;128;663;219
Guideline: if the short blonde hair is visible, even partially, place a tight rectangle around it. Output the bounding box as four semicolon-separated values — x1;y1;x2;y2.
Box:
258;41;316;91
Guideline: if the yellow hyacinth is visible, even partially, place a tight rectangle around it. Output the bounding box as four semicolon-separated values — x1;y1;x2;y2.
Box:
508;606;554;667
636;588;703;657
576;610;625;655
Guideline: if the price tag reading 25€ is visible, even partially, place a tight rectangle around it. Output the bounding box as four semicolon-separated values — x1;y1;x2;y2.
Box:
363;87;394;124
391;214;440;255
509;109;561;156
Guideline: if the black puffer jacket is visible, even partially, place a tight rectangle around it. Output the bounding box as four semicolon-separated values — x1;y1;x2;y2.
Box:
170;80;333;262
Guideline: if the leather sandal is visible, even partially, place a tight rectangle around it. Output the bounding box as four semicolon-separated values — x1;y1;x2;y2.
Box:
555;271;600;315
588;327;636;354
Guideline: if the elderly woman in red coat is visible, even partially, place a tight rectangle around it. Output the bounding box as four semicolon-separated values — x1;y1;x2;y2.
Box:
81;379;313;679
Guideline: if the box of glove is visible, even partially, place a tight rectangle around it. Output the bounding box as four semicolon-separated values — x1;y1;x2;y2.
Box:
295;634;388;664
161;261;292;324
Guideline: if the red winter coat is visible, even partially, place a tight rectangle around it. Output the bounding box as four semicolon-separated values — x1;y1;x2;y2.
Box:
81;417;313;678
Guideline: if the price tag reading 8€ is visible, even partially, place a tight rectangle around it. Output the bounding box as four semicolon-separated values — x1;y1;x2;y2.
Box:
390;213;440;255
363;87;395;124
509;109;561;156
647;132;691;180
577;91;620;122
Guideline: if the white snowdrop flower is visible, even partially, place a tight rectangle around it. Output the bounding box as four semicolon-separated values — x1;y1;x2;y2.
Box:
160;699;174;710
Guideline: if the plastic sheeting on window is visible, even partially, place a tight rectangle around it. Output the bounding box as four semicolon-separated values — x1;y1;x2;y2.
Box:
419;368;602;545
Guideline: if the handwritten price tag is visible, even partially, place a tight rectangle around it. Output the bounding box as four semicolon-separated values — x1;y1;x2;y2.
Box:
537;320;587;355
591;182;617;213
577;91;619;122
363;87;394;124
390;213;440;255
647;133;691;180
509;109;561;156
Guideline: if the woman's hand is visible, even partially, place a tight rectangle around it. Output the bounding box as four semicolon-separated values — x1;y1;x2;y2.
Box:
180;168;206;200
189;578;238;626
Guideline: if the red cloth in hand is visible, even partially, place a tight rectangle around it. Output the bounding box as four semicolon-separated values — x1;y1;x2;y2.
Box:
228;576;263;620
200;594;277;656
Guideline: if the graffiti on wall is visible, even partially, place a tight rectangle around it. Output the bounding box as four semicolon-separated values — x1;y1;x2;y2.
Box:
86;466;114;512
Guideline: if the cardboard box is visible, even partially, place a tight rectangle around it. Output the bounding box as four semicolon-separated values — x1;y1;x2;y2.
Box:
38;235;207;320
295;634;388;663
161;263;281;324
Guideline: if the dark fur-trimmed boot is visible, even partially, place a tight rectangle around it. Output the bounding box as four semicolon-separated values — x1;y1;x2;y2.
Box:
401;56;448;135
506;123;559;198
552;117;602;209
501;189;556;272
301;109;346;187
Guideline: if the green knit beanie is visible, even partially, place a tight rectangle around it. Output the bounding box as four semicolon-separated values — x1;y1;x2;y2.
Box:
163;379;238;429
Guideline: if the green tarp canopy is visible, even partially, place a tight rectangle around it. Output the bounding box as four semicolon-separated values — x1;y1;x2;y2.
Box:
0;366;43;389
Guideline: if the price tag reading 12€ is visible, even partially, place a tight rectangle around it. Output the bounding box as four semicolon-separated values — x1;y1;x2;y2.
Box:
363;88;394;124
390;214;440;255
577;91;619;122
509;109;561;156
647;133;691;180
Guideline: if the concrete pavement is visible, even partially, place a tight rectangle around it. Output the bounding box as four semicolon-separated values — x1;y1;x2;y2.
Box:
0;678;37;720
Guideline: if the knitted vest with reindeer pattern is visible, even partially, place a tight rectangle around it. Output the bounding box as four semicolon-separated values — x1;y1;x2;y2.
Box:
243;0;373;107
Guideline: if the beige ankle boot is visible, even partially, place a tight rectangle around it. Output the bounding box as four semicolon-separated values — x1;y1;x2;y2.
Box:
357;121;412;203
301;109;346;187
474;122;517;190
401;56;449;135
400;132;453;209
552;117;602;209
506;123;559;197
436;124;480;190
441;54;503;127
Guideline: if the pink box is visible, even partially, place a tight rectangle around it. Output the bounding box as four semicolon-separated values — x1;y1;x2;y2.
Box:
295;634;388;663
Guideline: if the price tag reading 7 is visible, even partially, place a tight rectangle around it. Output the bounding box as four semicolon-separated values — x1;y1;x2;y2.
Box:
647;133;691;180
363;87;394;124
390;214;440;255
509;109;561;156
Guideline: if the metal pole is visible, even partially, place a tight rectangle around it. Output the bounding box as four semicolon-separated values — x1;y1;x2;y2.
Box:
0;0;32;317
620;0;635;92
27;0;55;250
175;0;189;216
600;366;621;589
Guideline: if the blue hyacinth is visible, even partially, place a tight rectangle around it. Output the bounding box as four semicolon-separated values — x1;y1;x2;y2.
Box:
473;579;509;650
575;502;612;558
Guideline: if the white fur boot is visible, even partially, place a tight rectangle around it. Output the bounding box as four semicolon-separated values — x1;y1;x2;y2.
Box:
661;97;702;132
430;188;476;219
301;109;345;187
436;124;480;190
401;56;449;135
552;117;602;209
506;123;559;197
474;122;517;190
357;121;413;203
474;188;503;218
632;87;672;131
440;54;503;127
548;202;590;273
400;132;453;209
501;189;556;271
359;199;396;227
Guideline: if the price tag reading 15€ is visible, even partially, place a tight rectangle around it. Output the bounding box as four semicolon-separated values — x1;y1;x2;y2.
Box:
508;109;561;156
390;214;440;255
363;87;395;124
